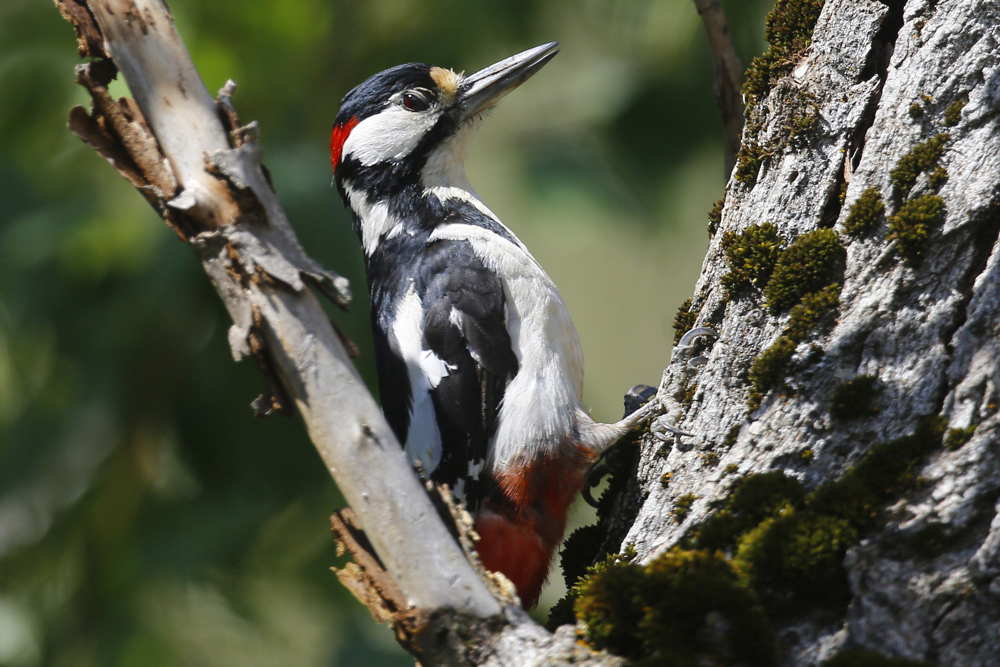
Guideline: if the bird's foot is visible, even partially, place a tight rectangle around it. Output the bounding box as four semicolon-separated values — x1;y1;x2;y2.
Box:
650;417;695;441
674;326;718;366
649;326;719;442
623;383;659;417
581;327;719;505
581;384;658;507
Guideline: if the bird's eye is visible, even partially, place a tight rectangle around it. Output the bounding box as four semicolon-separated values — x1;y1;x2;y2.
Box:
401;91;430;112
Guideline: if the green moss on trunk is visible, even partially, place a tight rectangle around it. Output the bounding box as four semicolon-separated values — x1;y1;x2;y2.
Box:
735;140;770;185
945;425;976;450
748;284;841;410
721;223;785;297
764;228;844;313
673;298;700;345
890;133;949;197
672;493;700;523
887;194;945;264
843;188;885;236
943;98;968;127
566;416;949;661
708;198;725;237
575;549;776;666
830;375;879;420
743;0;827;107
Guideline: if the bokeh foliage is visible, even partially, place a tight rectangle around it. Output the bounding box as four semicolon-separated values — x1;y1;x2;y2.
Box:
0;0;772;664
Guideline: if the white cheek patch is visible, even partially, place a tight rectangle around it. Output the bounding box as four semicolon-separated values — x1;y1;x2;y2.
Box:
341;105;440;167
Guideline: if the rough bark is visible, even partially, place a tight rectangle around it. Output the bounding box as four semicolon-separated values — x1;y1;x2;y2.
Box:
606;0;1000;664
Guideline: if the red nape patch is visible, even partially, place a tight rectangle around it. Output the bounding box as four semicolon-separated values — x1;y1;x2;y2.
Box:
330;116;359;173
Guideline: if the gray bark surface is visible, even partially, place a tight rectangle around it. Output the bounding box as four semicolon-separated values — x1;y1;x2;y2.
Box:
616;0;1000;664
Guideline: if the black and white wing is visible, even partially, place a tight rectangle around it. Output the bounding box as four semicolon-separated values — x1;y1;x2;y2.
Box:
420;241;518;507
372;239;518;511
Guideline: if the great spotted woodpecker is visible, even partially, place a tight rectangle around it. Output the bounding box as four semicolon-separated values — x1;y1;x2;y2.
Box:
331;43;660;608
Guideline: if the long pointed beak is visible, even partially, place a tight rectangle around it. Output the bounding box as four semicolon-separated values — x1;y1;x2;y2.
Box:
456;42;559;121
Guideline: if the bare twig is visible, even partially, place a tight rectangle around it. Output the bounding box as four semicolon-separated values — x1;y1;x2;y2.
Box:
692;0;744;174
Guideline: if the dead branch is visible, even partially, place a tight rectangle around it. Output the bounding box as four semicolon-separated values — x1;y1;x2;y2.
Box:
692;0;744;175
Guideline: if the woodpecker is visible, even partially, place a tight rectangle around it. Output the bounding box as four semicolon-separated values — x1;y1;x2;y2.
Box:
331;43;658;608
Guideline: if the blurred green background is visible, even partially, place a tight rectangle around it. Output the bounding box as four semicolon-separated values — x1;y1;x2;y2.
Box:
0;0;774;664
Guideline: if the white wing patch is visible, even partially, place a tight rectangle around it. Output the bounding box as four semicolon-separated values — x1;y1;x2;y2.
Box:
447;307;486;366
452;478;467;504
392;287;455;473
418;349;452;389
452;460;483;505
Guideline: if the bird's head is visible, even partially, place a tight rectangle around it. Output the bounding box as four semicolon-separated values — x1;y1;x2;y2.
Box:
331;42;558;201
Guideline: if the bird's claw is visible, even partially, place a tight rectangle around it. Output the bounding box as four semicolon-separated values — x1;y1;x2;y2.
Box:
677;326;718;348
624;384;659;417
582;458;609;507
651;418;695;439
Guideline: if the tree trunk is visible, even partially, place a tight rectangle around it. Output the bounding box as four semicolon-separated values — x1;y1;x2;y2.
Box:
586;0;1000;664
